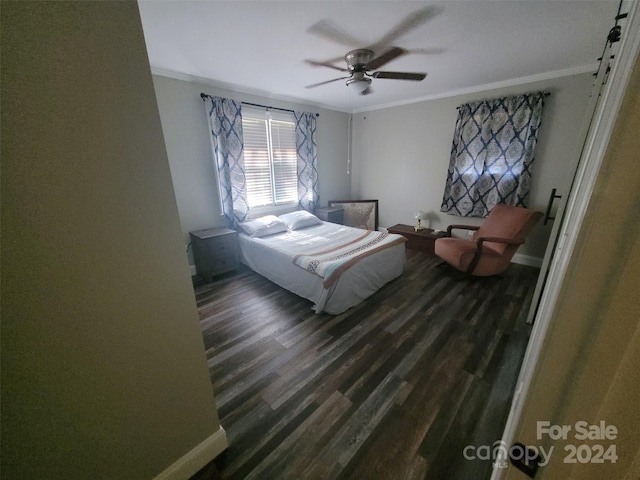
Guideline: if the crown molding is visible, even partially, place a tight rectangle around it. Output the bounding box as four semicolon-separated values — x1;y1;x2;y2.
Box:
352;63;599;113
152;63;598;115
150;67;352;114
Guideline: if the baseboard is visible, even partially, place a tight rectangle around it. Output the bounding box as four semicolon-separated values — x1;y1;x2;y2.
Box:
153;426;228;480
512;253;543;268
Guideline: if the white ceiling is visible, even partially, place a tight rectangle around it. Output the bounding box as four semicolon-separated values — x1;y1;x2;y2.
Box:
138;1;617;113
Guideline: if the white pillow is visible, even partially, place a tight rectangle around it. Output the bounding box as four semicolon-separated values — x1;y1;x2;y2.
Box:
279;210;323;230
239;215;288;238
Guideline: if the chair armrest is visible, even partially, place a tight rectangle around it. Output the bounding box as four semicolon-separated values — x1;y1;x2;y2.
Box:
466;236;526;274
446;224;480;236
477;236;525;246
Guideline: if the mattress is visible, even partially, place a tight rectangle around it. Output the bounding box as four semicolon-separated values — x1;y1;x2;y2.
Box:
238;222;406;314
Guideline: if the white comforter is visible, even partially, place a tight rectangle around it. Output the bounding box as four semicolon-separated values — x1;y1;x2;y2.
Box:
238;222;406;314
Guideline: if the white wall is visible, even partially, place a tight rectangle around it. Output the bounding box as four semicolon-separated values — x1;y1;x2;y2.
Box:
152;75;351;265
2;2;224;478
351;72;596;259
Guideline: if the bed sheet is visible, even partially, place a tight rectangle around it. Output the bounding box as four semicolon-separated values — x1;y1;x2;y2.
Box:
238;222;406;314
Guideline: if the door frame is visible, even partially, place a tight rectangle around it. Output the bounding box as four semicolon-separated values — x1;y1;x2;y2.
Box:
493;2;640;478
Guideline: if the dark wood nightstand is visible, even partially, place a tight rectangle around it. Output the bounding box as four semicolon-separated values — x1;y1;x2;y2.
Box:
315;207;344;225
387;224;447;255
190;227;238;282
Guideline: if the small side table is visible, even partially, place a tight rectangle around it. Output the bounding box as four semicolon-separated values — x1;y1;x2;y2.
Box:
190;227;238;282
315;207;344;225
387;224;447;255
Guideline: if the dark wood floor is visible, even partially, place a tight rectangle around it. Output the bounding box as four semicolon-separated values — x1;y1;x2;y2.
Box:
191;250;538;480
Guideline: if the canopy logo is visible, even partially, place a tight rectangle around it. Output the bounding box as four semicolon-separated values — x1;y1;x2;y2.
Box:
462;441;553;469
463;421;618;469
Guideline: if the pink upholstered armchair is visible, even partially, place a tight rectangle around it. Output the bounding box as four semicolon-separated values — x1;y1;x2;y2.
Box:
434;204;543;276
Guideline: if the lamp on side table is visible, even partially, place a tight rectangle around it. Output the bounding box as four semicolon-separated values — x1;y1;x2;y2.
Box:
414;210;427;231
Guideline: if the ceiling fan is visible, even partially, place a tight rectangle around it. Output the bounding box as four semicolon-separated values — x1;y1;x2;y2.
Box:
305;47;426;95
304;7;439;94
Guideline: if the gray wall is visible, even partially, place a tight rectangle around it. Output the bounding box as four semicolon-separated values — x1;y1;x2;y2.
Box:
152;75;351;265
154;69;596;263
351;72;596;260
1;2;222;478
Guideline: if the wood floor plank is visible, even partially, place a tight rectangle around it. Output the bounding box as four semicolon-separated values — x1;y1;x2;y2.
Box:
454;330;532;479
190;253;539;480
337;309;427;399
300;372;408;478
342;334;475;480
423;376;491;478
261;306;396;410
244;390;352;480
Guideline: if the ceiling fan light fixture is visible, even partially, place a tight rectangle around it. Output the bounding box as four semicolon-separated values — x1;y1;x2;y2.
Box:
346;77;371;93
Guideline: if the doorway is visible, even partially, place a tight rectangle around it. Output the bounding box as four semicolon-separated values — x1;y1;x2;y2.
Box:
493;2;639;478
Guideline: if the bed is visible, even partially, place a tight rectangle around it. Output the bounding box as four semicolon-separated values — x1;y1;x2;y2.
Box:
237;212;407;314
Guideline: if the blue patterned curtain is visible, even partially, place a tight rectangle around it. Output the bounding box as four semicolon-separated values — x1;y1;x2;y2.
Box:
440;92;545;217
294;111;319;212
203;95;248;228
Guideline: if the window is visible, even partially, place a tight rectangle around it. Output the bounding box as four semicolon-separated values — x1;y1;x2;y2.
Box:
242;106;298;208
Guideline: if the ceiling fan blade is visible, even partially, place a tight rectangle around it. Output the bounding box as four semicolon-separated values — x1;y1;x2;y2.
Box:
327;49;433;66
405;47;445;56
308;19;362;47
366;47;406;71
304;59;349;72
322;54;347;64
374;6;440;47
305;76;350;89
372;71;427;81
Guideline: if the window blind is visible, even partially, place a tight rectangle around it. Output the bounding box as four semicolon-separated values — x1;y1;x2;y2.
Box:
242;107;297;208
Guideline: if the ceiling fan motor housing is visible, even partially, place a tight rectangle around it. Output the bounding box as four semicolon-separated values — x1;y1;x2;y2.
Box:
345;49;374;71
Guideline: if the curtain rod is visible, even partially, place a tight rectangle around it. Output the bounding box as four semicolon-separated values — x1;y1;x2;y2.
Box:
455;91;551;109
200;93;319;117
